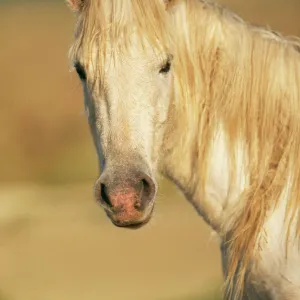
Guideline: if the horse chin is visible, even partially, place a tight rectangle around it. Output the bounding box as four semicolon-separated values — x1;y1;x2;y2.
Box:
109;205;154;230
112;217;151;230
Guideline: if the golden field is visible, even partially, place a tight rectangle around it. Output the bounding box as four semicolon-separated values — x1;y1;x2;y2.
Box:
0;1;299;299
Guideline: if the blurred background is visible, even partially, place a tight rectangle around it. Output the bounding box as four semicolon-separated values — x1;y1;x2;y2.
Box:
0;0;299;299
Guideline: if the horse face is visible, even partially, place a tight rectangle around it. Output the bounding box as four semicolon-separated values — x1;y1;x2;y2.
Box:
73;34;173;228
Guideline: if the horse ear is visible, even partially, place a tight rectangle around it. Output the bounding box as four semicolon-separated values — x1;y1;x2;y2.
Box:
66;0;84;12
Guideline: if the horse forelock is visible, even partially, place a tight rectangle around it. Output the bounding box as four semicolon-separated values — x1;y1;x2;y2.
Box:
69;0;172;68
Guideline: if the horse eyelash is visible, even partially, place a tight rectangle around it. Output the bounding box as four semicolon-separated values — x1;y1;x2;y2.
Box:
74;62;87;80
159;59;171;74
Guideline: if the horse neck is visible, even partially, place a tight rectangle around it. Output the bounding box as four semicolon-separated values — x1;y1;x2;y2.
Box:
160;111;247;232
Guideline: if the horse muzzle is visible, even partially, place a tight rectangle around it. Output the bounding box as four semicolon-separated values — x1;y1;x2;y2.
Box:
95;167;157;228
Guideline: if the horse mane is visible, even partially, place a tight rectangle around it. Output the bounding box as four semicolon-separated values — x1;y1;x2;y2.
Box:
69;1;300;299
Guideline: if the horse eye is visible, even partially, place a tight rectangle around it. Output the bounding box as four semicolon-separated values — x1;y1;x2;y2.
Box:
74;63;87;81
159;60;171;74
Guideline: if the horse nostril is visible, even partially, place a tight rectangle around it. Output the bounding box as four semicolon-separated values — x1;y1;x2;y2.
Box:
142;179;150;198
139;176;156;206
100;183;112;207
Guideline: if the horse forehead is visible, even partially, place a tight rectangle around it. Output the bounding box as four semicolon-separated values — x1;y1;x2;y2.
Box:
104;36;159;61
101;43;160;75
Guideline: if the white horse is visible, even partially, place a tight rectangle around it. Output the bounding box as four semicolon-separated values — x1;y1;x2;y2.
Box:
66;0;300;299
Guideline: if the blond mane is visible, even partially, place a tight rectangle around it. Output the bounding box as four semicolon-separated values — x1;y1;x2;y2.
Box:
69;1;300;298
